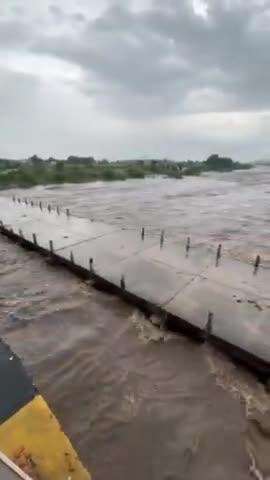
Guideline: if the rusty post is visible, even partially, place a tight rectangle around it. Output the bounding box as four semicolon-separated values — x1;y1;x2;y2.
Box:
49;240;54;255
89;258;94;273
186;236;191;257
160;229;165;249
141;227;145;241
254;254;261;275
216;244;222;267
120;274;126;290
160;311;168;330
205;311;213;340
32;233;37;246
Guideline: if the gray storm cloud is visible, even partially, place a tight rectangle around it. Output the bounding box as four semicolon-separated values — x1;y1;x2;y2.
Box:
0;0;269;159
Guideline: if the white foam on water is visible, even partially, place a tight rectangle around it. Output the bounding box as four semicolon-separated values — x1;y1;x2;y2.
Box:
130;311;176;344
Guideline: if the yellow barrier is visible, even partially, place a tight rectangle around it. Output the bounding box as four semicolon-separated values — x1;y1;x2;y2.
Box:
0;395;91;480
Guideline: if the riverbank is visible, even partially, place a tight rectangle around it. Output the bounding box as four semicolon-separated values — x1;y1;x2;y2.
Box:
0;155;252;189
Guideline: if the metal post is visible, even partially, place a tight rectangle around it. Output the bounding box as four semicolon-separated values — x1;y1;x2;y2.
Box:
141;227;145;241
186;236;191;257
216;244;222;267
205;311;213;340
39;201;42;211
49;240;54;254
66;208;70;217
70;251;74;264
89;258;94;273
160;311;168;330
120;274;126;290
160;229;165;249
32;233;37;246
254;254;261;275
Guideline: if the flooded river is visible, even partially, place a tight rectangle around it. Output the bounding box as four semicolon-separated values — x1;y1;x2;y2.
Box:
1;167;270;479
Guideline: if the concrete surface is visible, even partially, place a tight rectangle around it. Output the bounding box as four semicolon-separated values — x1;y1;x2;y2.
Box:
1;197;270;375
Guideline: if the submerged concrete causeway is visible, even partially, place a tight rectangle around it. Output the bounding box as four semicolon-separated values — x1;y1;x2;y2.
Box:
1;196;270;378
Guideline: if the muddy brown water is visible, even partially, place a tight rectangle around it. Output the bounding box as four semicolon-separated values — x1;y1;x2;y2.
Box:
1;167;270;479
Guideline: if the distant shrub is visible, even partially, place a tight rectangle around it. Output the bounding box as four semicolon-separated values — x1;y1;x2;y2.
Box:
126;167;145;178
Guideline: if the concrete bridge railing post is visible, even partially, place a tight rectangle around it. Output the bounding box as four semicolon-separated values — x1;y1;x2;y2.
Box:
254;254;261;275
141;227;145;241
49;240;54;255
186;236;191;257
216;244;222;267
120;274;126;290
205;311;213;340
89;258;94;273
160;229;165;249
70;251;74;264
32;233;38;246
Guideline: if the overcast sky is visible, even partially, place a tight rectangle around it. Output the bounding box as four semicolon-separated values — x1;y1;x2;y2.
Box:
0;0;270;161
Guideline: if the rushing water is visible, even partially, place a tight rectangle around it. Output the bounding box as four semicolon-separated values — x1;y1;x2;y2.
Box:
1;167;270;479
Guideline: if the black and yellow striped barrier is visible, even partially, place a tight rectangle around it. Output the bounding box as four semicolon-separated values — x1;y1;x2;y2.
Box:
0;340;91;480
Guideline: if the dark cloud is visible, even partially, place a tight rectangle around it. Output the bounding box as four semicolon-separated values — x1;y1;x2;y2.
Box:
1;0;270;159
0;18;32;47
27;0;270;117
49;4;65;18
71;12;87;23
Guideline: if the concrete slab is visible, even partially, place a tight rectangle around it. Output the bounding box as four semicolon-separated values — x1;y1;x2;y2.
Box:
206;258;270;300
0;200;43;227
101;256;197;305
0;199;117;251
0;199;116;243
165;276;270;363
57;230;159;272
17;214;116;251
141;239;215;276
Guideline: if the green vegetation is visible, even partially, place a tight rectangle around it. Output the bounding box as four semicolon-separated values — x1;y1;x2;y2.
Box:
178;155;252;176
0;154;252;189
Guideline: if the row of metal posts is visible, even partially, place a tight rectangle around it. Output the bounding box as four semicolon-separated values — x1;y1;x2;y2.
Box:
11;194;263;277
0;194;264;342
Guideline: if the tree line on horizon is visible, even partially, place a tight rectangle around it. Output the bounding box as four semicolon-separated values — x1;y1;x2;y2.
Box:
0;154;252;189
